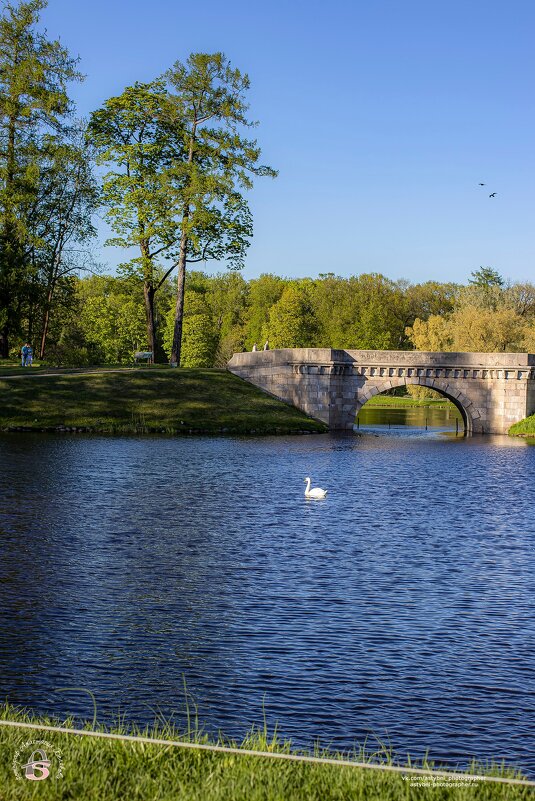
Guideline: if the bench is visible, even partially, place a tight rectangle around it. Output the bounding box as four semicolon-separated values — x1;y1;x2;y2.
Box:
134;351;153;363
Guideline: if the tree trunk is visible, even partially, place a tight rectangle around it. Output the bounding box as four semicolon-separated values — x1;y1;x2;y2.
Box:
143;282;157;363
0;116;17;360
170;125;196;368
170;224;188;366
39;284;55;359
0;328;8;359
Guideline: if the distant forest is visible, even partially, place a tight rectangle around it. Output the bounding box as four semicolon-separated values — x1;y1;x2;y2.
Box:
16;267;535;367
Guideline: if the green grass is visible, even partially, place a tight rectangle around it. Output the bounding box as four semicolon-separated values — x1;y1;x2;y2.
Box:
0;704;531;801
0;361;170;375
0;368;326;435
364;395;454;409
509;414;535;438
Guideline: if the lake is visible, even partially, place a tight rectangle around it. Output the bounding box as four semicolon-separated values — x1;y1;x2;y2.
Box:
0;414;533;774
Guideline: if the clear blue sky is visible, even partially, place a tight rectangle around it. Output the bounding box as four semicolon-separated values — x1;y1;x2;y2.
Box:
41;0;534;284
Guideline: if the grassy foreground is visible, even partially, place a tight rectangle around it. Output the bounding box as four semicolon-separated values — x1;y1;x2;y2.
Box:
509;414;535;438
0;368;326;435
0;706;531;801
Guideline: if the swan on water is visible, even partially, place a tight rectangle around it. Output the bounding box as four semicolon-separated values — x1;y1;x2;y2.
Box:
304;477;328;499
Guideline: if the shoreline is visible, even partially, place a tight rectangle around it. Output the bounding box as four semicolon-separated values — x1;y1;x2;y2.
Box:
0;704;531;798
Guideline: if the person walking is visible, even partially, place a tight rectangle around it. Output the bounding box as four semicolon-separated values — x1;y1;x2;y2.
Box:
21;343;29;367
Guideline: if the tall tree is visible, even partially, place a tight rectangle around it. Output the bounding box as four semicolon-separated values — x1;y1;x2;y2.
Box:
88;82;177;361
31;129;98;358
469;267;504;287
164;52;276;365
0;0;81;356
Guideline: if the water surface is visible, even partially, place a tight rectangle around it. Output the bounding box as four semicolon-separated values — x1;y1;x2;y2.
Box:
0;425;533;774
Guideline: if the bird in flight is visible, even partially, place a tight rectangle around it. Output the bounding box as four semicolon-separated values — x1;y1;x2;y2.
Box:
489;192;497;197
478;182;486;186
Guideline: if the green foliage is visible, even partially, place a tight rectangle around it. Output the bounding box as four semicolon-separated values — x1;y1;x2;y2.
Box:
77;276;147;364
245;274;286;348
0;0;83;355
263;283;318;348
469;267;504;287
163;52;277;364
88;81;173;257
164;289;217;367
406;385;443;400
36;268;535;369
88;54;277;365
88;80;179;358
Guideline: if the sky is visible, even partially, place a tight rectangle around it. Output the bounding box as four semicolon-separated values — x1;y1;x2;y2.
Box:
39;0;535;284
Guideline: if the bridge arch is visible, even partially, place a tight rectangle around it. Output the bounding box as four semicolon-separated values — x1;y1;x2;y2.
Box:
227;348;534;434
355;378;475;433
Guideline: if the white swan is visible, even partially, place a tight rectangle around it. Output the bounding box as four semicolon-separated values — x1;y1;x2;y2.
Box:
304;477;328;499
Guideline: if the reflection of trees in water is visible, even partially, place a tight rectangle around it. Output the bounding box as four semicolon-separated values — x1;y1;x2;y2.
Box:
357;404;463;430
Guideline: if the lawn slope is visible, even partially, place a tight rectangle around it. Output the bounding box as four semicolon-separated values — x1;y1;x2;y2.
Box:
509;415;535;438
0;368;326;435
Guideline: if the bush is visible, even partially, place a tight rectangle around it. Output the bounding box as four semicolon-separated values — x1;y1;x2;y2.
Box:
406;385;443;400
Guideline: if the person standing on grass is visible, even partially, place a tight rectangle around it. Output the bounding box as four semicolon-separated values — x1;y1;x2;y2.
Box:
26;344;33;366
21;343;29;367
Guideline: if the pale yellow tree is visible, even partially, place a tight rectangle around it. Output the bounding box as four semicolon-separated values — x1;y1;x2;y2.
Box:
407;306;526;353
450;306;525;352
405;315;454;351
523;323;535;353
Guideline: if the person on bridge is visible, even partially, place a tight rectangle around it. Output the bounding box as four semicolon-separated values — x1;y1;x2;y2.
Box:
263;341;269;350
252;343;258;352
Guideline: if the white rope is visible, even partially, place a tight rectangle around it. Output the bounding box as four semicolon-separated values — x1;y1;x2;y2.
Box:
0;719;533;787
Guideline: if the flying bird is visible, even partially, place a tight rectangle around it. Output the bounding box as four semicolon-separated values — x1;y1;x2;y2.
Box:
478;182;486;186
489;192;497;197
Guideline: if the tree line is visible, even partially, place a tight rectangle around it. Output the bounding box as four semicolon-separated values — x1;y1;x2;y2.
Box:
0;0;275;362
20;267;535;367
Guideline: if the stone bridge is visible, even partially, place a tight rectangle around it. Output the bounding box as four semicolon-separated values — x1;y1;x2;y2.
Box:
227;349;535;434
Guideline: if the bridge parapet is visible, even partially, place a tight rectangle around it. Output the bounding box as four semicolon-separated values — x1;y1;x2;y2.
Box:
227;349;535;434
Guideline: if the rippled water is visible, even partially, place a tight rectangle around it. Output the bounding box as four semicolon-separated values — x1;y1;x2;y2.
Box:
0;425;534;774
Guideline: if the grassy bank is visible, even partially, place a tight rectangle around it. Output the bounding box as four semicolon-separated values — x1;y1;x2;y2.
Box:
509;415;535;438
0;705;531;801
0;368;326;435
363;394;454;409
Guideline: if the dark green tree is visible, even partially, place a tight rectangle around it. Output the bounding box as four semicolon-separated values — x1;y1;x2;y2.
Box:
469;267;504;287
0;0;82;356
31;128;98;358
